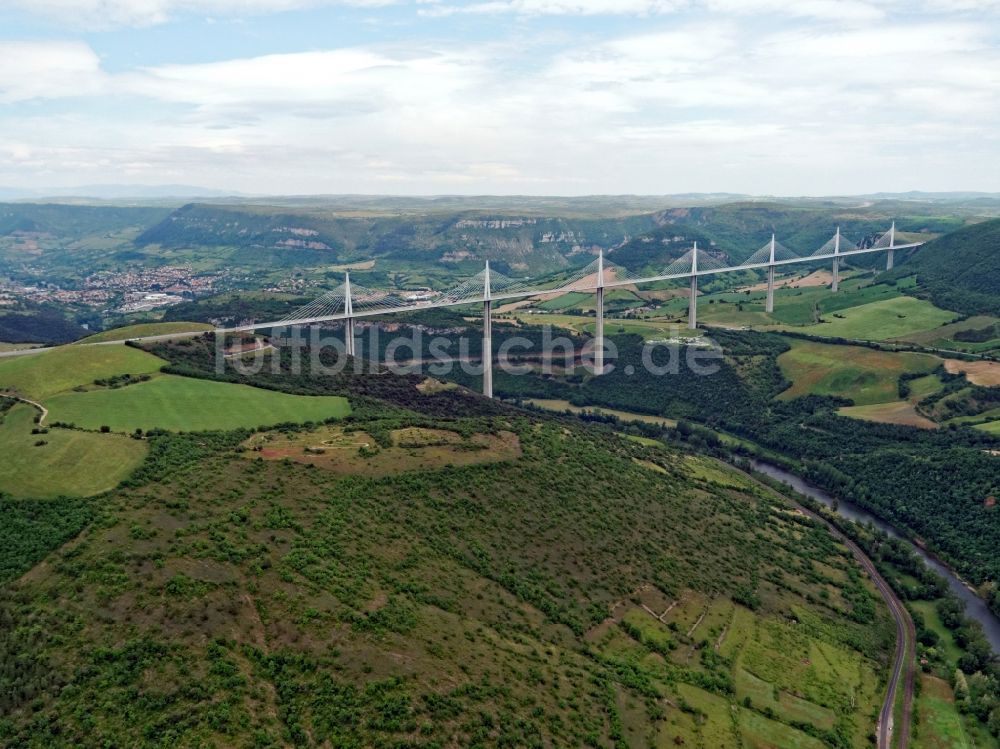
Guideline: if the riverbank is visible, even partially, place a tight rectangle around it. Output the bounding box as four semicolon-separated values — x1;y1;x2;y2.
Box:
749;459;1000;656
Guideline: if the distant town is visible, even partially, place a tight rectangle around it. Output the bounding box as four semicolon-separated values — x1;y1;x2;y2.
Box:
0;265;224;313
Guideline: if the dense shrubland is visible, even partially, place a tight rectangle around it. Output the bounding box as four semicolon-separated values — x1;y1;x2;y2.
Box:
141;328;1000;621
0;404;895;746
450;329;1000;621
895;218;1000;316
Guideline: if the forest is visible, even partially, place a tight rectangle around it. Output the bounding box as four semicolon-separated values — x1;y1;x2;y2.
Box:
898;217;1000;316
0;377;900;746
416;328;1000;621
141;327;1000;627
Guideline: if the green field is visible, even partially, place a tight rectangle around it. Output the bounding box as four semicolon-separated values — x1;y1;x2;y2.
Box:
897;315;1000;352
536;288;645;313
0;344;165;399
79;322;213;344
536;291;593;311
770;277;904;327
45;374;351;432
796;296;959;341
0;403;148;498
777;338;940;406
666;274;902;329
597;584;887;749
514;311;704;340
631;275;961;345
739;707;827;749
975;420;1000;435
838;401;938;429
524;398;678;426
914;675;971;749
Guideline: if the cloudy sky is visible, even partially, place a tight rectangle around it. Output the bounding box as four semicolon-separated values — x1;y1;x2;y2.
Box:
1;0;998;195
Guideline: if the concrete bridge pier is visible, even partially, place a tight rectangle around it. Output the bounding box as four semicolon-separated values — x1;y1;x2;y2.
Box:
832;227;841;293
345;318;355;356
483;300;492;398
483;262;493;398
344;272;356;356
765;234;776;314
765;266;775;313
886;221;896;271
688;242;699;330
594;251;605;375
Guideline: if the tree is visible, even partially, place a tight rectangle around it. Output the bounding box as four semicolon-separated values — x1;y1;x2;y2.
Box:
988;707;1000;737
954;669;970;704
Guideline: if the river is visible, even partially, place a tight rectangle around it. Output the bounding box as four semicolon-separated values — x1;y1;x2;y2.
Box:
750;459;1000;655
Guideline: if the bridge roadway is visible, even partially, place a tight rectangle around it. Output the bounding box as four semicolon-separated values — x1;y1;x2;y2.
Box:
217;242;922;333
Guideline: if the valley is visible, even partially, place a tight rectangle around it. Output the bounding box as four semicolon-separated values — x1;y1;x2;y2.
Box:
2;196;1000;748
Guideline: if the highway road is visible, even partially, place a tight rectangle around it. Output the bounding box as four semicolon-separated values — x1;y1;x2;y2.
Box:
0;330;207;359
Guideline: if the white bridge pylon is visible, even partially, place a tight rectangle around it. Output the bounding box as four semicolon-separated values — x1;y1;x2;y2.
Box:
226;224;920;397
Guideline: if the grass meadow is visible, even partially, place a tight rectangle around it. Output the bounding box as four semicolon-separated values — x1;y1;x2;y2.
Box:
45;374;351;433
777;338;939;406
0;344;165;399
796;296;959;341
0;403;148;498
79;322;213;343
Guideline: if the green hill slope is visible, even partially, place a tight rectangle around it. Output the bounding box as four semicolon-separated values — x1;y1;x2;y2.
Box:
0;419;895;747
0;342;899;747
611;201;966;269
135;203;661;277
901;218;1000;316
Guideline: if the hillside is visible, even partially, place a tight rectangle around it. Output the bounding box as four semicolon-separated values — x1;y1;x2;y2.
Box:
431;327;1000;615
135;203;662;277
900;218;1000;316
0;338;903;747
133;200;972;279
608;202;968;270
0;203;170;239
0;305;89;344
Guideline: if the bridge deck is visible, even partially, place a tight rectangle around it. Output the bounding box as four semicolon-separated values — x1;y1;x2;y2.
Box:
219;241;921;332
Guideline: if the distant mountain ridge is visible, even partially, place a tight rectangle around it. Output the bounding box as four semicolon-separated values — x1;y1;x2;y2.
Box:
608;201;969;269
0;185;236;201
132;199;991;276
134;202;664;276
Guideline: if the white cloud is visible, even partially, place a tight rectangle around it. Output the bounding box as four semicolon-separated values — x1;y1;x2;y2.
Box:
704;0;883;22
421;0;685;16
423;0;886;20
1;5;999;193
1;0;396;29
120;47;481;110
0;41;105;103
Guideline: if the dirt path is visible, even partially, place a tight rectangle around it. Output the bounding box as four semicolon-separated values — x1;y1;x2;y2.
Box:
10;396;48;426
723;460;914;749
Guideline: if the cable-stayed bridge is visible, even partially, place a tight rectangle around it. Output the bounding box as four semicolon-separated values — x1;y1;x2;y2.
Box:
221;223;921;397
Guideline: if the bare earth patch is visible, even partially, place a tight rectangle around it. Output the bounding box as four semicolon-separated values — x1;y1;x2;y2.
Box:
530;267;638;304
944;359;1000;387
740;269;834;293
838;401;938;429
243;426;522;476
416;377;458;395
